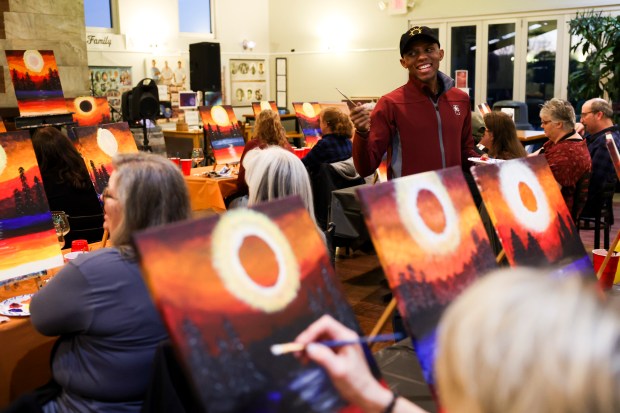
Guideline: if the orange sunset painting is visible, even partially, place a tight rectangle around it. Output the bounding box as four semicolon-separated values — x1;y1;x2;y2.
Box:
251;101;278;117
356;166;497;391
472;156;591;274
66;96;111;126
199;105;245;165
0;117;6;133
0;131;62;283
5;50;68;116
72;122;138;194
133;197;376;413
293;102;322;147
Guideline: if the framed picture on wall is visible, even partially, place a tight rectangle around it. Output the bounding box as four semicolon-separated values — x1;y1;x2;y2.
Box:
275;57;287;109
230;59;266;107
89;66;132;114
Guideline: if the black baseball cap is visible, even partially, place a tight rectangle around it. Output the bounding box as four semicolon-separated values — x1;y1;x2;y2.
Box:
400;26;440;57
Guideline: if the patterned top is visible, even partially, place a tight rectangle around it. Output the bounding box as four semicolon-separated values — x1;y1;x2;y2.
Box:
302;133;352;176
542;131;592;217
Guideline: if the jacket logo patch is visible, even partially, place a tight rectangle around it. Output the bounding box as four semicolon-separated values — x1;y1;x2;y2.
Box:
452;105;461;116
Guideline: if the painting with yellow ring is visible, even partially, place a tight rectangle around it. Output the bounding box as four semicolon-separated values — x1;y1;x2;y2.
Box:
133;196;378;413
292;102;322;147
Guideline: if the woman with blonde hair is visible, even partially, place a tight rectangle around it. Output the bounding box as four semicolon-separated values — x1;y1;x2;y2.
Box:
295;268;620;413
232;110;293;204
479;111;527;160
302;106;354;176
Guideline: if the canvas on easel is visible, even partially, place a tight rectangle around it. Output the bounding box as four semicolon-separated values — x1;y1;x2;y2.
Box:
318;101;350;116
251;101;278;117
0;117;6;133
5;50;68;117
133;196;378;413
0;131;63;283
199;105;245;165
292;102;322;147
356;166;497;396
66;96;112;126
472;156;592;274
72;122;138;194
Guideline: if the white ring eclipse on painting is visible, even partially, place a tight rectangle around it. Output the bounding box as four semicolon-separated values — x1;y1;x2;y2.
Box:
96;128;119;157
0;144;7;177
499;161;551;232
23;50;44;73
395;174;460;253
210;106;230;127
211;209;301;313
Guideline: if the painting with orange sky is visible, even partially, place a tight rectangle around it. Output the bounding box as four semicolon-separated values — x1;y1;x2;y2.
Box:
0;131;63;284
293;102;322;147
5;50;68;117
472;156;592;275
318;101;350;116
133;197;377;413
66;96;111;126
0;117;6;133
251;101;278;117
199;105;245;165
72;122;138;194
357;166;497;395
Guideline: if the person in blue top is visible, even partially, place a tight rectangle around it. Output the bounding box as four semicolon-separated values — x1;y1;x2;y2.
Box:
302;106;353;177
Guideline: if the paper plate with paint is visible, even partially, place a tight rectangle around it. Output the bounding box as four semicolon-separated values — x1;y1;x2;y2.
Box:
0;294;34;316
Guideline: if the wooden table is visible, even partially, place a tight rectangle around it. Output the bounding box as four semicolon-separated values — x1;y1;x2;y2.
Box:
0;243;103;408
183;166;238;213
162;128;204;149
517;130;547;144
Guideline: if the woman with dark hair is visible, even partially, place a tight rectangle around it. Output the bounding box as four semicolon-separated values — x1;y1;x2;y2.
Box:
302;106;354;176
31;127;104;246
30;152;191;412
231;110;293;204
479;111;527;160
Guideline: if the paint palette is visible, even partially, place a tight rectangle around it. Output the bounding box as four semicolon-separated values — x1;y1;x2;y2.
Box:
468;156;505;165
0;294;34;316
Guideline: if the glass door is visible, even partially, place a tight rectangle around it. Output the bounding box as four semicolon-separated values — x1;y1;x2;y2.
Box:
485;22;516;108
449;24;477;110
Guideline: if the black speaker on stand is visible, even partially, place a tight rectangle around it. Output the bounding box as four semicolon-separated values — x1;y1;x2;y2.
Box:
189;42;222;94
121;78;159;152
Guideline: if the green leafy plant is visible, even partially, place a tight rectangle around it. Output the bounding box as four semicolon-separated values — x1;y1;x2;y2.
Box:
568;10;620;120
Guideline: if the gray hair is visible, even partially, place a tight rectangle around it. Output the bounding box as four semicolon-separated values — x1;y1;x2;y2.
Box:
244;146;315;222
437;268;620;413
111;152;191;249
587;98;614;119
540;98;576;130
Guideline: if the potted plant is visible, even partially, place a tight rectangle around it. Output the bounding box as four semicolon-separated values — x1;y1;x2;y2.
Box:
568;10;620;121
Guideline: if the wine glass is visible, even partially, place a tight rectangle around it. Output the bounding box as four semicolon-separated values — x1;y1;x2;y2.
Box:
191;147;204;168
51;211;70;249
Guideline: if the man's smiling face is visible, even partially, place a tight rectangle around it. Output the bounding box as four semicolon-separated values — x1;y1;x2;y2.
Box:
400;37;444;87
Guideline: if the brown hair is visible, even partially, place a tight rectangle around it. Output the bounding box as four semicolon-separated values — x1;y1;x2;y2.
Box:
253;110;288;147
320;107;353;137
483;112;527;160
31;127;92;189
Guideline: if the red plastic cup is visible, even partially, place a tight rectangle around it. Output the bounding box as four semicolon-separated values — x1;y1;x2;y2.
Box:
303;147;311;158
71;239;89;252
592;249;620;291
169;157;181;166
180;159;192;176
293;148;305;159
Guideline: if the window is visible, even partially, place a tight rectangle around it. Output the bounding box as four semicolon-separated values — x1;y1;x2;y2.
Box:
486;23;515;107
450;25;477;109
84;0;113;29
179;0;213;34
525;20;557;126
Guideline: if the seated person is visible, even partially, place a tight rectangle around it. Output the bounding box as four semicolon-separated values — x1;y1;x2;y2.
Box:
480;111;527;160
580;98;620;216
302;106;353;177
32;127;104;246
534;98;591;220
244;146;320;230
234;110;293;201
30;153;191;412
296;268;620;413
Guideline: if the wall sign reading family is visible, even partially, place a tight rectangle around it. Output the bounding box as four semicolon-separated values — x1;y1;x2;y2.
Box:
230;59;266;107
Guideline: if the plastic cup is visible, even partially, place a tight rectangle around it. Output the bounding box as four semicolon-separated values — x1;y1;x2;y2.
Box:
303;147;311;158
293;148;305;159
71;240;89;252
592;249;620;291
169;157;181;166
180;159;192;176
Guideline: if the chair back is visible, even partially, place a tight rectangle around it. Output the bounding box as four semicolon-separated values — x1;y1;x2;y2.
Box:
571;171;591;222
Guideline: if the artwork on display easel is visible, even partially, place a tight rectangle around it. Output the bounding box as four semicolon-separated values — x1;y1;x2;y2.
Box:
0;131;63;283
472;156;592;274
318;101;350;115
357;167;497;395
251;101;278;117
292;102;322;147
5;50;69;117
72;122;138;194
477;102;491;115
88;66;132;115
0;117;6;133
133;197;376;413
65;96;112;126
198;105;245;165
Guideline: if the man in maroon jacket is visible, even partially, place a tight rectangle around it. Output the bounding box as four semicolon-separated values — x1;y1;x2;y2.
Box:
351;26;477;179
